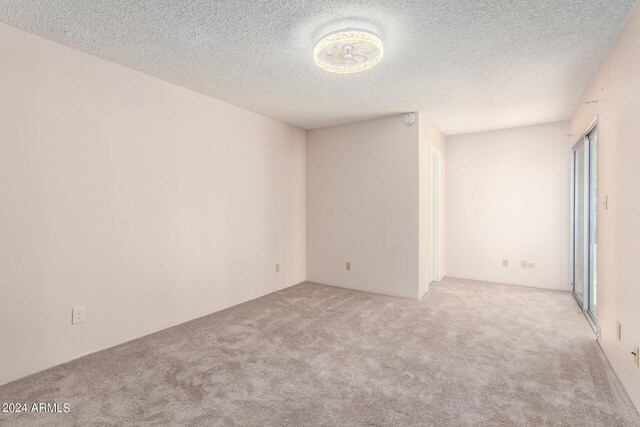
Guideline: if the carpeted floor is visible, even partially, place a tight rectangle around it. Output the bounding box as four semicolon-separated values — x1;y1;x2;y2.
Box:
1;278;639;426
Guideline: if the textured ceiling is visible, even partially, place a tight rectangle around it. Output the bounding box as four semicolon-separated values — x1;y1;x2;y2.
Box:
0;1;636;134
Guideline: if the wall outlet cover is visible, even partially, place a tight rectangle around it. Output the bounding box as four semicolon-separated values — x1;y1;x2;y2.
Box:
72;306;86;325
521;260;528;268
275;264;280;273
346;261;351;271
502;259;509;267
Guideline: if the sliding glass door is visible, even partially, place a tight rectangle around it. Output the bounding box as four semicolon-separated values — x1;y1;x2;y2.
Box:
588;131;598;318
572;122;598;324
574;142;587;305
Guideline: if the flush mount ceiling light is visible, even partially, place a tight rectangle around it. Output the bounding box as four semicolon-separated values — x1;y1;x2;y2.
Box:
314;29;383;74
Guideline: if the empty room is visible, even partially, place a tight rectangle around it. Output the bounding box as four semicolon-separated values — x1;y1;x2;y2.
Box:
1;0;639;425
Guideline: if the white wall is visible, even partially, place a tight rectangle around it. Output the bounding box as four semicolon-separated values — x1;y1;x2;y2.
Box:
307;115;421;299
445;122;571;290
0;23;307;386
418;114;446;297
570;0;640;410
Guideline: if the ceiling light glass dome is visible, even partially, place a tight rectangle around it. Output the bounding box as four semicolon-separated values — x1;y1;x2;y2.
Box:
314;29;383;74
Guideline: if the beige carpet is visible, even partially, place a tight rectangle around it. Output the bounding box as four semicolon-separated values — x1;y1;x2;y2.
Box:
1;278;638;426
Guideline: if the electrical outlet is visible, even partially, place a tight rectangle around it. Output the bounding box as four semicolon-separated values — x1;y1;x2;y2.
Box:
633;346;639;367
346;261;351;271
616;321;621;341
72;306;86;325
275;264;280;273
521;260;528;268
528;263;535;268
502;259;509;267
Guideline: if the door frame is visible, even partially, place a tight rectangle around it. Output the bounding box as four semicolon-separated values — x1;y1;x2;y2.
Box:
428;147;441;283
570;116;598;330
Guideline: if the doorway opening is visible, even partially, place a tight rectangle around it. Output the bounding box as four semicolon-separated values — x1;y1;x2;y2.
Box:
429;148;441;284
571;118;598;327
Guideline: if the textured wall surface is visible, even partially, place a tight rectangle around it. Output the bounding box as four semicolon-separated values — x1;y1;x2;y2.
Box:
571;0;640;411
0;23;307;386
0;0;635;133
307;115;420;299
445;122;571;290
